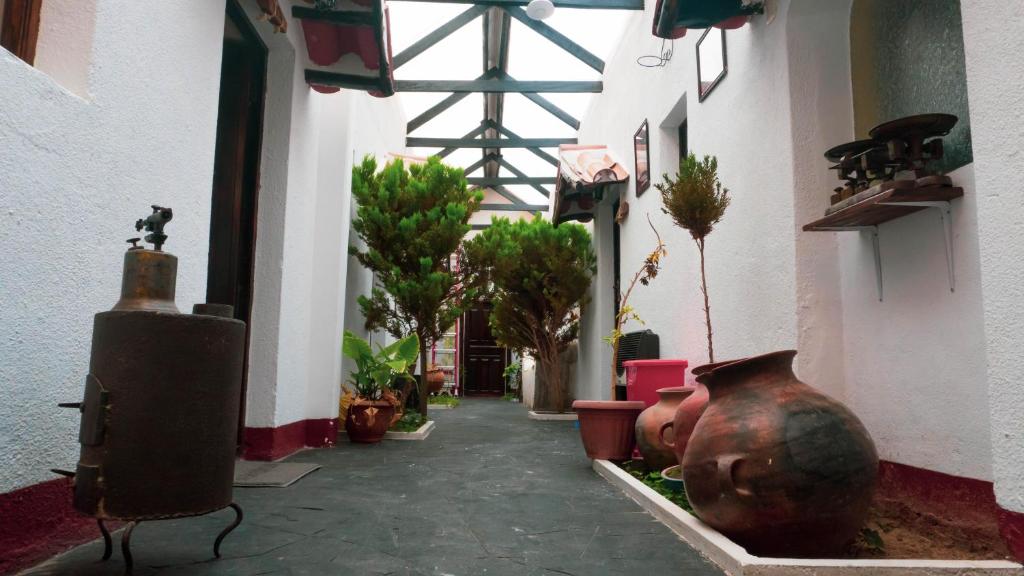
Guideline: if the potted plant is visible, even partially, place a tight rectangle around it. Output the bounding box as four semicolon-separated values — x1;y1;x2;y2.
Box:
341;331;419;444
570;215;669;461
426;364;446;395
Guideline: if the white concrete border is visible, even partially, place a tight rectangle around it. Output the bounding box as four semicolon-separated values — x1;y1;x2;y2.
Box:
528;411;578;421
383;420;435;441
593;460;1024;576
427;404;454;410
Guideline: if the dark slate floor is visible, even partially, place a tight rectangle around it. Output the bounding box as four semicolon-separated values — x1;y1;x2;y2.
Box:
22;399;722;576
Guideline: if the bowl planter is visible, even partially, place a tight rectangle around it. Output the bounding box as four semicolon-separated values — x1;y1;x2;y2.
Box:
573;400;645;460
661;464;685;493
345;400;396;444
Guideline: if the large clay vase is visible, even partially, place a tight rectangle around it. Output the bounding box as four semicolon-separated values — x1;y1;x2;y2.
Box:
658;383;709;467
346;400;396;444
636;387;692;471
681;351;878;557
573;400;646;460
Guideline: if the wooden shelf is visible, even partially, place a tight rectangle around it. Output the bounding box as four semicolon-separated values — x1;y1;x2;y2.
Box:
803;184;963;231
802;182;962;301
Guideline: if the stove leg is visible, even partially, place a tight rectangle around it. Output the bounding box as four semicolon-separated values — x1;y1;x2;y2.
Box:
213;502;243;559
97;519;112;561
121;521;138;575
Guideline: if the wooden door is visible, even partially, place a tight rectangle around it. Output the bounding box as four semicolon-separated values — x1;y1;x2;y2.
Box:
208;0;267;446
462;306;507;396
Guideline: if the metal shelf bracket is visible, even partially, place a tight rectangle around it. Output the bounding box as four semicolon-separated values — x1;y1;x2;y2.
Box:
879;200;955;295
813;225;883;300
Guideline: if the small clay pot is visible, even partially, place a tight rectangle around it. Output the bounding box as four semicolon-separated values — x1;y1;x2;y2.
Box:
681;351;878;557
635;387;693;471
345;401;396;444
572;400;645;460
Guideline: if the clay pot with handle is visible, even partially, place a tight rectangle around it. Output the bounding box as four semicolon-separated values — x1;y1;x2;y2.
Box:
635;387;693;471
658;383;709;467
681;350;878;557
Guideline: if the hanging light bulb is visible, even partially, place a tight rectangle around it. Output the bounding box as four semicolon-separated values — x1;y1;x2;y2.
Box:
526;0;555;20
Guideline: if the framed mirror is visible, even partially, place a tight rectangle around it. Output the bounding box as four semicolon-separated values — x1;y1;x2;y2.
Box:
696;28;727;102
634;120;650;195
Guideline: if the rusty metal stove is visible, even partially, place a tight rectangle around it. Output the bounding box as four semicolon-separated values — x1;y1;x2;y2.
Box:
55;206;247;574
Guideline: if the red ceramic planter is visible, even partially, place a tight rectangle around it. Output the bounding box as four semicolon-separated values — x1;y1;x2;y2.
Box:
573;400;646;461
346;401;396;444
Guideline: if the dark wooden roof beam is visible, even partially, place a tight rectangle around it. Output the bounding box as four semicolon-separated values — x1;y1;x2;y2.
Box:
393;5;489;69
395;0;645;10
503;6;604;73
407;137;576;148
395;79;602;93
468;177;557;186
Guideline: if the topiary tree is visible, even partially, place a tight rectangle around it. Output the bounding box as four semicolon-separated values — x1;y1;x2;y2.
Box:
350;155;483;417
656;153;730;363
463;216;596;413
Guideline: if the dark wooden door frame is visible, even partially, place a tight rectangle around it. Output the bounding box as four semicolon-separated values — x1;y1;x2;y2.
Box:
1;0;42;64
209;0;268;448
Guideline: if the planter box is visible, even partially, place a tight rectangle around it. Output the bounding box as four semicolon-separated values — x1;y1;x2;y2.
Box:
593;460;1024;576
528;411;577;421
383;420;435;441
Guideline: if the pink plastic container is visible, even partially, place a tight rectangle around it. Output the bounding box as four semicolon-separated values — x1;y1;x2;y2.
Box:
623;359;689;408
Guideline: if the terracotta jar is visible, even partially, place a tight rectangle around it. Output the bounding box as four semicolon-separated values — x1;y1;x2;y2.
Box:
681;351;878;557
426;366;445;395
346;400;396;444
636;387;693;471
658;383;709;468
572;400;646;461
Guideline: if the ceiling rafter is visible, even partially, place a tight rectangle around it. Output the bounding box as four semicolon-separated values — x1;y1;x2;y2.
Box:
502;6;605;73
393;5;490;69
408;137;576;148
395;0;645;10
406;69;500;134
480;203;549;212
394;79;602;93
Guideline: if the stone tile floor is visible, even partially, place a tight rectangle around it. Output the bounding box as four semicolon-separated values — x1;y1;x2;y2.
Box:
22;399;721;575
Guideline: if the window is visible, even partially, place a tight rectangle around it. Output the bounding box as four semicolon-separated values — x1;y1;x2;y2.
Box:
678;118;688;162
1;0;42;64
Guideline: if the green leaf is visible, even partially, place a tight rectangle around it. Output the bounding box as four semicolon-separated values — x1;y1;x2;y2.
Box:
342;331;372;361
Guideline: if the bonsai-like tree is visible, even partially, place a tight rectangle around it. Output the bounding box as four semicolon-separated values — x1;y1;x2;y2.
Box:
656;154;730;363
350;156;483;417
463;216;596;413
604;215;667;398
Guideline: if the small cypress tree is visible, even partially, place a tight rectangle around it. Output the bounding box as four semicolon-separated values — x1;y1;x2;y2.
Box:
656;153;730;363
350;156;483;417
463;216;596;413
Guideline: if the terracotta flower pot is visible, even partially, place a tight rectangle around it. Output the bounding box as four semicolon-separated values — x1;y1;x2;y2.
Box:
681;351;878;557
426;367;445;395
345;400;396;444
635;387;693;471
572;400;645;461
658;383;709;468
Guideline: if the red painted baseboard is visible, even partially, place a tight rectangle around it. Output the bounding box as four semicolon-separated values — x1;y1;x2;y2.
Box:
242;417;339;461
0;478;103;575
999;507;1024;562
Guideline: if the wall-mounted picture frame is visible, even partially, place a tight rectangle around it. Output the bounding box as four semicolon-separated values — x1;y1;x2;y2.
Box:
697;28;728;102
634;120;650;196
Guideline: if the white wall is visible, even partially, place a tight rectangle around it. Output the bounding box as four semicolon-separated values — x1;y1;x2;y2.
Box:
0;0;226;493
576;0;997;482
960;0;1024;513
0;0;407;494
577;1;800;401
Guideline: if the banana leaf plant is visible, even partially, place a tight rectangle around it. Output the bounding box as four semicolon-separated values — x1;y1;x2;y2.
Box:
342;331;420;401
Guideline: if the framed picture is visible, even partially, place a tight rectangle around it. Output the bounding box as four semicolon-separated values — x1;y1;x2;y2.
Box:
697;27;728;102
634;120;650;196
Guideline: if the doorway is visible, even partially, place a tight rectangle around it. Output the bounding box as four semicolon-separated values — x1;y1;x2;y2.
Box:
461;304;508;396
208;0;267;446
